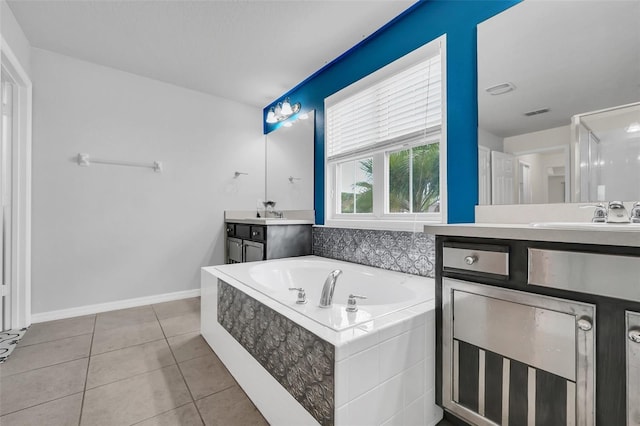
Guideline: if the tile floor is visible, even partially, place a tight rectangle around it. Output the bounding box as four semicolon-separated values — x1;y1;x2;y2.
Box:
0;297;268;426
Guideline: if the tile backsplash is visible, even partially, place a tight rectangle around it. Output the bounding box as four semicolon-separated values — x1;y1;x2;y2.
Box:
312;227;435;277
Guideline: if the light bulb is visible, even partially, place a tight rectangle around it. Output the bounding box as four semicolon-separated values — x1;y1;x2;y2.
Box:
281;98;293;116
266;108;277;124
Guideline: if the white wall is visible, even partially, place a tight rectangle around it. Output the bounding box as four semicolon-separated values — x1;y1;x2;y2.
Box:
1;0;31;74
503;125;570;154
478;127;503;152
31;48;264;314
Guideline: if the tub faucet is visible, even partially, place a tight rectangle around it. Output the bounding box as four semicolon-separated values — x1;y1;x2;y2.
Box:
319;269;342;308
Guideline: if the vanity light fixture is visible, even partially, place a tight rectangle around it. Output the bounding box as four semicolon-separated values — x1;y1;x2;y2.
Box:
485;82;516;95
265;97;302;124
626;121;640;133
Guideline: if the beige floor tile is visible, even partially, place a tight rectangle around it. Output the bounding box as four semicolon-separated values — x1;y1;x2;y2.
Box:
0;393;83;426
159;311;200;338
19;315;95;347
0;334;91;378
95;305;158;332
152;297;200;320
167;332;212;363
86;339;175;389
91;320;164;355
0;358;88;415
179;353;235;400
81;364;191;426
135;403;203;426
195;385;267;426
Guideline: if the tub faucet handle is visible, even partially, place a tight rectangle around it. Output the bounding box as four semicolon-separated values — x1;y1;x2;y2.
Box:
288;287;307;304
346;294;367;313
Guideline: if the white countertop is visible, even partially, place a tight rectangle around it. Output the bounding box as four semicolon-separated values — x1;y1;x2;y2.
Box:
224;209;315;225
424;223;640;247
226;217;314;225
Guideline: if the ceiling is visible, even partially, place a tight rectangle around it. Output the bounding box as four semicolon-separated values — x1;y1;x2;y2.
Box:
478;0;640;139
7;0;414;108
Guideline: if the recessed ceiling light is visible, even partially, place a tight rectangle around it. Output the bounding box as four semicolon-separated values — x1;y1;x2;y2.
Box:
485;82;516;95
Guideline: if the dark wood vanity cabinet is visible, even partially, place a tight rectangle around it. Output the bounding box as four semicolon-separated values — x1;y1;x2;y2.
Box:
435;235;640;426
225;222;311;264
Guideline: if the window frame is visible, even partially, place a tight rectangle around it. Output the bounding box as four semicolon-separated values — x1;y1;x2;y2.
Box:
324;36;447;231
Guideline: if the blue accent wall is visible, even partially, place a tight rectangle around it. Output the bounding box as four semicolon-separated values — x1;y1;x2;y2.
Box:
264;0;520;224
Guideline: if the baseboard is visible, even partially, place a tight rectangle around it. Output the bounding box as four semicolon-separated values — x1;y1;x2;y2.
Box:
30;288;201;323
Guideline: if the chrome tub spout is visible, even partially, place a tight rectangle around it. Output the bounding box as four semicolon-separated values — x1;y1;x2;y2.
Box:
319;269;342;308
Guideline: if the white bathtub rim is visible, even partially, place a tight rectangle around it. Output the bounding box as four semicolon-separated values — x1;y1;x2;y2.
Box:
205;256;435;348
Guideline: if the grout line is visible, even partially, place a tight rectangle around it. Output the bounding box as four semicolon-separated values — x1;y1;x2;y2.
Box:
128;401;196;426
88;335;167;358
152;303;208;426
0;391;85;418
82;362;178;392
78;314;97;426
0;353;92;379
16;330;95;349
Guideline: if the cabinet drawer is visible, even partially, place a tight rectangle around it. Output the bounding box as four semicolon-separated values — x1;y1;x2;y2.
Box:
235;224;251;239
250;226;265;241
443;246;509;276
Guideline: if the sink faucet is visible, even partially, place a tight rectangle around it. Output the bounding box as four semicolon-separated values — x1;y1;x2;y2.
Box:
583;203;607;223
631;202;640;223
583;201;631;223
607;201;629;223
319;269;342;308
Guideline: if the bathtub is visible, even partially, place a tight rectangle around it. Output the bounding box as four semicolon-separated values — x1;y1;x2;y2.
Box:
201;255;442;426
216;256;433;331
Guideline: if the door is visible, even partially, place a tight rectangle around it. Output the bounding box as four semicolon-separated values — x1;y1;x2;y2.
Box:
442;278;595;426
627;311;640;425
227;237;243;264
518;160;532;204
243;241;264;262
491;151;515;205
0;74;13;332
478;146;491;205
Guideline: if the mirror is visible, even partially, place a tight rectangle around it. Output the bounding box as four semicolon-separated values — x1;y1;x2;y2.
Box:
477;0;640;205
265;111;315;210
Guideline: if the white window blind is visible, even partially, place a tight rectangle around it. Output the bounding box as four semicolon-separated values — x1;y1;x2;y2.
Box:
326;54;441;161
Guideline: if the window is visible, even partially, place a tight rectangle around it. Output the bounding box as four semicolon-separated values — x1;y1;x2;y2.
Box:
325;37;446;227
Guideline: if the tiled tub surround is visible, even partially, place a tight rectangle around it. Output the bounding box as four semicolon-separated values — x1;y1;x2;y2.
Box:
201;257;443;426
218;280;335;425
312;226;436;278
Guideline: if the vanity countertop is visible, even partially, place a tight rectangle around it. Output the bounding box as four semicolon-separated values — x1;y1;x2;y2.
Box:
424;223;640;248
225;209;315;226
226;218;314;225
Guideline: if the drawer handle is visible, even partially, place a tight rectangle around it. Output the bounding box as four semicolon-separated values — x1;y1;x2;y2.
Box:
252;231;258;237
629;330;640;344
464;255;478;265
577;318;593;331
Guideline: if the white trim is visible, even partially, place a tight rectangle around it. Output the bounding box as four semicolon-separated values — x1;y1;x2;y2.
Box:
324;35;447;226
323;219;439;232
1;35;32;330
31;288;201;323
439;35;448;223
